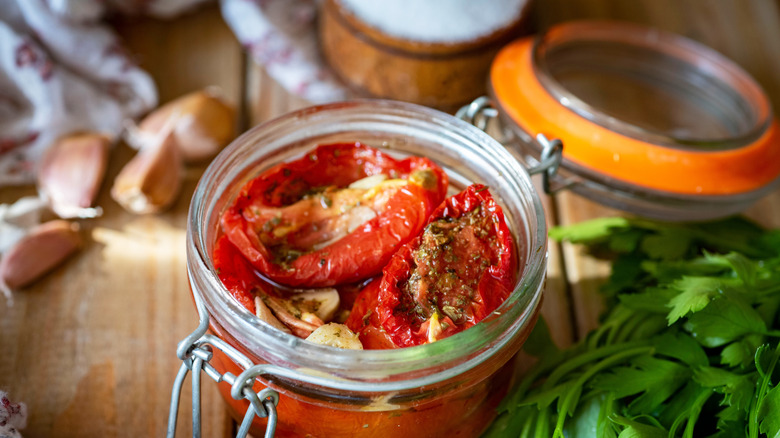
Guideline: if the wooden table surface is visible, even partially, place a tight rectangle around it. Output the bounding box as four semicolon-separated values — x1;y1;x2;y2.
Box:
2;2;780;437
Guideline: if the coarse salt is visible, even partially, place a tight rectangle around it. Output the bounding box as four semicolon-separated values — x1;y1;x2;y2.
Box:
337;0;528;44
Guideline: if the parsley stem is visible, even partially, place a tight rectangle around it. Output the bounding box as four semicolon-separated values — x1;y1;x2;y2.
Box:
553;346;655;438
757;283;780;296
535;406;551;438
599;393;617;436
685;228;767;258
682;389;712;438
748;342;780;438
763;330;780;337
520;410;534;438
507;358;559;408
544;341;652;389
588;305;634;348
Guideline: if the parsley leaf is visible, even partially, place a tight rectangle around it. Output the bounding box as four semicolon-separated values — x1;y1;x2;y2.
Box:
590;356;690;414
705;251;759;286
640;228;692;260
683;294;766;347
688;216;767;257
641;255;731;279
721;334;764;368
666;277;722;324
548;217;632;244
759;385;780;437
692;366;755;413
618;287;677;314
602;254;647;297
609;415;667;438
752;343;780;438
495;217;780;438
652;331;708;367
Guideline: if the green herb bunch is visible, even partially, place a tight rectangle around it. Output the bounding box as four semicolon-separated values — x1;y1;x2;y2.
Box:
485;217;780;438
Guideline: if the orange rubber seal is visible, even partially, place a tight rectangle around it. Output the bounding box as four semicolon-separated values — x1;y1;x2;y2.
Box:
490;37;780;195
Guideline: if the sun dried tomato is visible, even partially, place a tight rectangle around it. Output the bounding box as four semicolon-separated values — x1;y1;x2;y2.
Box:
371;184;517;348
213;234;259;314
221;142;448;288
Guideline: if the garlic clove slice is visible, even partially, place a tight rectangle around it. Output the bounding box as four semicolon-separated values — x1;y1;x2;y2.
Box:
348;174;387;190
263;296;322;338
306;323;363;350
426;312;443;344
255;296;292;333
111;130;183;214
37;133;110;219
289;287;340;322
0;220;82;298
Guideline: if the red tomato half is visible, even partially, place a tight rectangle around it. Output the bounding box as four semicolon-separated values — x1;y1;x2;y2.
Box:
373;184;518;348
221;142;448;288
345;278;398;350
213;234;260;314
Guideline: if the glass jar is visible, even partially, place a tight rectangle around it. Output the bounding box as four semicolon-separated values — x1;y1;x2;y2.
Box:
488;21;780;220
183;100;547;437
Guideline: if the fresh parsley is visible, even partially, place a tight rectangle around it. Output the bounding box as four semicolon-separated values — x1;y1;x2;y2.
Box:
486;217;780;438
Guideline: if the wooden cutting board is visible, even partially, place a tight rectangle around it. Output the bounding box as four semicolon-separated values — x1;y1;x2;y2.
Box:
1;2;780;437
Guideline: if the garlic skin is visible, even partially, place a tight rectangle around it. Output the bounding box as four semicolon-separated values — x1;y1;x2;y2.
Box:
37;133;110;219
0;197;48;254
255;296;292;334
254;287;342;338
263;296;322;338
0;220;82;301
111;130;183;214
125;89;235;163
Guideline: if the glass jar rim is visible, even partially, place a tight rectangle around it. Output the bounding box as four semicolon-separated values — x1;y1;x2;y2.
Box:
187;99;547;390
532;20;772;149
489;20;780;198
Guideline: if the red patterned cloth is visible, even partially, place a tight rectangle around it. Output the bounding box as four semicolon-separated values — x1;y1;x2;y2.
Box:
0;0;158;186
221;0;347;103
0;391;26;438
0;0;350;187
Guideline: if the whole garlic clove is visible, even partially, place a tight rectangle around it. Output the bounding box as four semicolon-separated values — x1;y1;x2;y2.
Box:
37;133;110;219
0;220;82;300
111;130;183;214
125;89;235;163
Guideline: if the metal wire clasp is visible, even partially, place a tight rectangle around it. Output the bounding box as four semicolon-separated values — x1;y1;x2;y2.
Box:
167;295;279;438
456;96;564;194
527;134;564;194
455;95;498;131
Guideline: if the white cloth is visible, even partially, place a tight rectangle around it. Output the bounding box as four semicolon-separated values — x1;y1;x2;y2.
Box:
0;0;158;185
0;391;26;438
0;0;349;187
221;0;347;103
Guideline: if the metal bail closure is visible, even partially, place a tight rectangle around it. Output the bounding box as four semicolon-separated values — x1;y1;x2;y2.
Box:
527;134;564;194
455;95;498;131
457;97;563;194
167;296;280;438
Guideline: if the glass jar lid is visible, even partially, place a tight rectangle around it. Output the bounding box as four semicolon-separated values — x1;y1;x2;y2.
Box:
489;20;780;220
